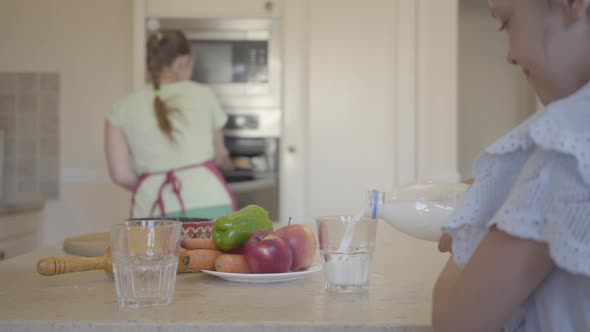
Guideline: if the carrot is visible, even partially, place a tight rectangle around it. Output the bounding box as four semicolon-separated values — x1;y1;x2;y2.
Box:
177;247;190;273
180;238;219;251
215;254;251;274
183;249;223;271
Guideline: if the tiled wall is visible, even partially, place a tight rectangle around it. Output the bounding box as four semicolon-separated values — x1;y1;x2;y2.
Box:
0;72;60;199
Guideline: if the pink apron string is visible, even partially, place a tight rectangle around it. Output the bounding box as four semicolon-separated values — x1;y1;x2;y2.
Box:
149;170;185;217
202;160;238;212
130;160;237;218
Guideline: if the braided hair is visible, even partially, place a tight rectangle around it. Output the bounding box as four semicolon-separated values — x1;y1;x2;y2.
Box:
146;30;191;141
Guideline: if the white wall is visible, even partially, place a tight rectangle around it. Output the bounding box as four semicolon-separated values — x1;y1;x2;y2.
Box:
458;0;535;178
306;0;398;217
415;0;460;183
0;0;133;246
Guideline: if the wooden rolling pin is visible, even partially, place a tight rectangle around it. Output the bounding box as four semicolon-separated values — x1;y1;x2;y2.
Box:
36;247;190;278
37;248;115;278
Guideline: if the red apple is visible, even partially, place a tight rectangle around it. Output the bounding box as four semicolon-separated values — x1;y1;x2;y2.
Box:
232;230;274;254
243;229;274;249
276;220;317;271
244;231;293;273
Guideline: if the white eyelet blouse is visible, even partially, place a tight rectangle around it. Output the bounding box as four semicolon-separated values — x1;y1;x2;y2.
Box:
444;82;590;332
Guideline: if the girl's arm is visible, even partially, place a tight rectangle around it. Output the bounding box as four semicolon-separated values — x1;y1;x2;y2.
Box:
104;120;138;191
432;228;555;332
212;129;233;171
437;177;475;253
462;178;475;185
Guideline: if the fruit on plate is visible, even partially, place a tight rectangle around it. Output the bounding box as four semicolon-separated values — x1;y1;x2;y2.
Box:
215;254;251;273
244;230;293;273
177;247;190;273
183;249;223;271
212;205;273;252
276;220;317;271
181;238;219;250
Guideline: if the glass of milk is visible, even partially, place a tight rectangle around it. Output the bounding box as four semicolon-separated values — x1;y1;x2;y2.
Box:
366;182;469;242
316;216;377;293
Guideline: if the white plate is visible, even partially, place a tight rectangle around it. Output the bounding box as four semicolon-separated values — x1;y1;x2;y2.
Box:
201;265;323;283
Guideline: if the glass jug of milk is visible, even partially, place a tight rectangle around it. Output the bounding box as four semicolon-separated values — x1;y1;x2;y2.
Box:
365;182;469;241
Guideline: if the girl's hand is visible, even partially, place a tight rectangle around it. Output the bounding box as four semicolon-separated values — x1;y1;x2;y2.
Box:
438;233;453;253
462;178;475;185
436;178;472;253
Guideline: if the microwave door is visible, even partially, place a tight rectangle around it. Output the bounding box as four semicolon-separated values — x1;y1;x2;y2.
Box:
191;42;233;84
157;17;281;108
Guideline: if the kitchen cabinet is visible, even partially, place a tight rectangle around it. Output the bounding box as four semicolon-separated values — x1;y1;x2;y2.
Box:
0;233;37;261
0;212;40;261
145;0;282;18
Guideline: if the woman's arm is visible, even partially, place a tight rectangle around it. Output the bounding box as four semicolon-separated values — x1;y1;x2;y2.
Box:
212;129;234;171
104;120;138;191
432;228;555;332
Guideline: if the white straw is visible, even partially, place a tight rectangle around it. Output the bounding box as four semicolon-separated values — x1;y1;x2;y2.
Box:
337;190;379;252
337;214;360;252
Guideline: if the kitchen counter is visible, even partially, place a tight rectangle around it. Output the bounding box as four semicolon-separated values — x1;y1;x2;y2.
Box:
227;173;277;194
0;193;44;216
0;221;448;332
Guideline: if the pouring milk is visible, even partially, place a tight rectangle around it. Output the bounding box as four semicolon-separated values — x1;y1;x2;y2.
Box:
363;182;468;241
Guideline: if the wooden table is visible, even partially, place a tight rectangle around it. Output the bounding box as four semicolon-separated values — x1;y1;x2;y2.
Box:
0;221;448;332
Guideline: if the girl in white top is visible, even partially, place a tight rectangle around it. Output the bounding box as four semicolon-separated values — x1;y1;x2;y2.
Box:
433;0;590;331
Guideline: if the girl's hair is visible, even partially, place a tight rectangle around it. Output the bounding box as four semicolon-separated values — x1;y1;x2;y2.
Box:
146;30;191;141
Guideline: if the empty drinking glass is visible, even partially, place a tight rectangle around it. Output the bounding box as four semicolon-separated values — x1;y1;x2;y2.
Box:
110;219;182;308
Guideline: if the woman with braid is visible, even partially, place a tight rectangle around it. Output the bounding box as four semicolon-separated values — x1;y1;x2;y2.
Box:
105;30;236;219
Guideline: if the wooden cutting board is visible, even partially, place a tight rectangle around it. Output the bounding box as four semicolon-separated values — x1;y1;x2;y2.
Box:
62;232;109;257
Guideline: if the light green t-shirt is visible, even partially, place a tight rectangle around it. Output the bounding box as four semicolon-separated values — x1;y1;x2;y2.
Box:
107;81;228;174
107;81;233;218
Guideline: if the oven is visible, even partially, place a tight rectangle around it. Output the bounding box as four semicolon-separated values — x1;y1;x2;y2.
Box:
221;112;280;221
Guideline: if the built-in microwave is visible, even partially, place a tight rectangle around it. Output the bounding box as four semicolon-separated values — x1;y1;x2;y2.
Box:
157;18;282;115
